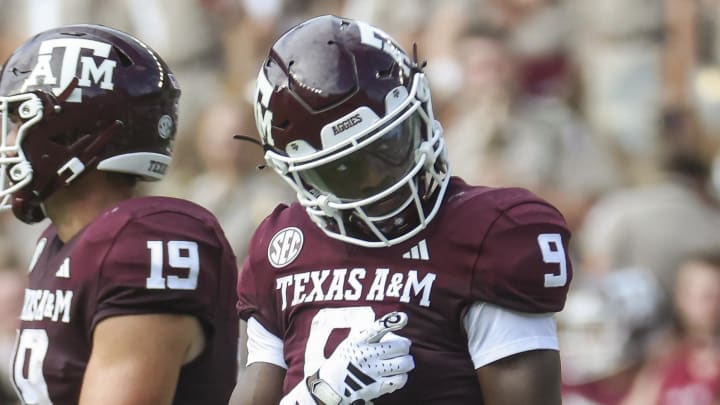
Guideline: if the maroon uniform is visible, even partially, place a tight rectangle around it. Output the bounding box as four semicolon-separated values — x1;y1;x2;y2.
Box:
237;177;572;404
11;197;238;405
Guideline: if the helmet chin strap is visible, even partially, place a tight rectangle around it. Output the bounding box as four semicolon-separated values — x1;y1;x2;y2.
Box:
50;74;125;186
57;120;125;184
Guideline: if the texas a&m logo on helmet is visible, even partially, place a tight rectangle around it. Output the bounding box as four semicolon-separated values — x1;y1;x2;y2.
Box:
20;38;117;102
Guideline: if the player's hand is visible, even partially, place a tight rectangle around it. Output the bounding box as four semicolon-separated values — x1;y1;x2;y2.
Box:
306;312;414;405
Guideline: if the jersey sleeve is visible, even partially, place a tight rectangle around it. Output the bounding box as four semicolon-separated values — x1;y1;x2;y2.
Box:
471;201;573;313
92;211;227;334
236;207;285;337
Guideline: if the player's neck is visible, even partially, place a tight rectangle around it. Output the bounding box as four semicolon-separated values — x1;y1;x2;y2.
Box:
45;171;135;242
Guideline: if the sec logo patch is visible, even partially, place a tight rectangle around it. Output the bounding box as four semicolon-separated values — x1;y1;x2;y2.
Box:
268;227;304;268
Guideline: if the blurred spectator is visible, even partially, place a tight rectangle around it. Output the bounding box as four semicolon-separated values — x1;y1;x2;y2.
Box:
622;250;720;405
440;2;620;234
567;0;665;175
0;260;26;405
1;0;720;402
0;1;26;62
0;216;47;271
11;0;231;138
578;106;720;294
151;97;293;259
559;269;666;405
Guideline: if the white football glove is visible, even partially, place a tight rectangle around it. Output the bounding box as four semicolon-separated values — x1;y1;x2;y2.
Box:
307;311;415;405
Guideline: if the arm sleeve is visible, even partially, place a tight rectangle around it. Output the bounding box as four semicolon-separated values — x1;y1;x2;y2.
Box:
464;301;559;369
92;212;225;334
246;317;287;368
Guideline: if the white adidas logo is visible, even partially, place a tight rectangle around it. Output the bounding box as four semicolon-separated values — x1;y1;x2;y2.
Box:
402;239;430;260
56;257;70;278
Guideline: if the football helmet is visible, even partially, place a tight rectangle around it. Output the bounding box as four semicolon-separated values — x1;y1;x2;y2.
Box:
0;24;180;223
254;15;449;247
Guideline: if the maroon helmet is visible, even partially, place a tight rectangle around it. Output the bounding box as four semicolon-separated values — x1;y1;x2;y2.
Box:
254;15;450;247
0;24;180;223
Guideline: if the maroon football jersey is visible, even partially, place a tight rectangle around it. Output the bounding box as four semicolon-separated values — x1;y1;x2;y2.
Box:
11;196;239;405
237;177;573;404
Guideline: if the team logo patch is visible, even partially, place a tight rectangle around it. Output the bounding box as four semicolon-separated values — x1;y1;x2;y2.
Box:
55;257;71;278
402;239;430;260
157;115;173;139
268;227;304;268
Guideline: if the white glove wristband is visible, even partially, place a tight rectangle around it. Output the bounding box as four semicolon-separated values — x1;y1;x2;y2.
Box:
307;371;343;405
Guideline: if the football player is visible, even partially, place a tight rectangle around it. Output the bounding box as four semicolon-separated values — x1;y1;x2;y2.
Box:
0;25;238;404
234;15;573;405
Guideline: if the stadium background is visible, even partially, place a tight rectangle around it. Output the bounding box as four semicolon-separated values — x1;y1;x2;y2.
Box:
1;0;720;403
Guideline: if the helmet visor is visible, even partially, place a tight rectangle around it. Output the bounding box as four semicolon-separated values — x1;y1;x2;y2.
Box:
301;111;422;201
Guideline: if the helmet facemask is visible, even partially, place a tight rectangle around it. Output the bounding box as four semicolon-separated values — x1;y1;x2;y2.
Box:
265;73;450;247
0;93;43;214
0;88;127;223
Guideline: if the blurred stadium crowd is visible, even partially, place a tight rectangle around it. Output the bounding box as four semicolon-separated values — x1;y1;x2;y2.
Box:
2;0;720;404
